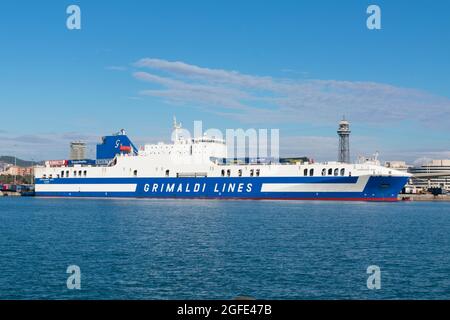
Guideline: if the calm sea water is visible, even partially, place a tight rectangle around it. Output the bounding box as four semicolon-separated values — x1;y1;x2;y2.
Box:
0;197;449;299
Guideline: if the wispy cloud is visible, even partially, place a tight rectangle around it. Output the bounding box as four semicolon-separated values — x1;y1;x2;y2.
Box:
4;58;449;162
132;58;450;127
0;132;101;161
5;134;55;144
1;126;447;164
387;150;450;166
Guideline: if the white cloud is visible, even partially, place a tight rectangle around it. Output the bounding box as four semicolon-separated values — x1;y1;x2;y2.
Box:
5;58;449;162
0;132;100;161
1;130;448;164
132;58;450;127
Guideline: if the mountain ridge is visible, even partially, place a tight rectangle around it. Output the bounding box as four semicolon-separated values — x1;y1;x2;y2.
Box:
0;156;40;167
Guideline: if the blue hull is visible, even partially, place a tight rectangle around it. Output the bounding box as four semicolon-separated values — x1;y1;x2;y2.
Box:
35;176;409;201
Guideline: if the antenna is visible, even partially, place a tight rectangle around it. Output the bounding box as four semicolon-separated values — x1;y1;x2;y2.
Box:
173;116;182;129
173;116;182;141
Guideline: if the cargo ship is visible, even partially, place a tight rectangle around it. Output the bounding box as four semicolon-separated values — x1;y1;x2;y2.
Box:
34;120;410;201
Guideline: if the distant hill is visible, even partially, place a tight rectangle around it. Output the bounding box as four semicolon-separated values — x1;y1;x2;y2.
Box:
0;156;40;167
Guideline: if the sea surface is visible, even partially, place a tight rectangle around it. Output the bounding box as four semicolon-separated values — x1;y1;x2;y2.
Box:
0;197;449;300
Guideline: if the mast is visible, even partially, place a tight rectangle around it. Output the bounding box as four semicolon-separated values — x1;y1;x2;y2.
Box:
173;116;182;141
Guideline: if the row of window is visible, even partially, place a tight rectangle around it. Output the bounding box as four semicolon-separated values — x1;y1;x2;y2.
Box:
43;170;164;178
302;168;351;177
42;170;88;179
220;169;260;177
42;167;350;179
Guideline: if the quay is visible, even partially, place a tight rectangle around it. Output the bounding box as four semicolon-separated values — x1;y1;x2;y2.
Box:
0;191;22;197
399;194;450;202
0;184;35;197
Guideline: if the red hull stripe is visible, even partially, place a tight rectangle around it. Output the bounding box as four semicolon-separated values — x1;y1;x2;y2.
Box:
36;195;399;202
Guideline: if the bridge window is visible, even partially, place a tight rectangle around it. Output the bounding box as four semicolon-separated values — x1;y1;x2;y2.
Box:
221;169;225;177
309;169;314;176
227;169;231;177
321;168;326;176
133;170;137;177
238;169;242;177
334;168;339;176
340;168;345;176
165;169;170;177
303;168;308;176
78;170;82;177
256;169;260;177
250;169;254;177
61;171;65;178
84;170;87;177
328;168;332;175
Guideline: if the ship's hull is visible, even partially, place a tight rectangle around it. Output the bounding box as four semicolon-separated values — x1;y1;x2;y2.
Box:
34;175;409;201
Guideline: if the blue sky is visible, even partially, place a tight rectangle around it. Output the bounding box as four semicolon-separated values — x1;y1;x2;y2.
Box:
0;0;449;163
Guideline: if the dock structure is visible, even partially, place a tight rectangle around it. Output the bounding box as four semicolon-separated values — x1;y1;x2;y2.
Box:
408;160;450;191
0;184;35;196
0;191;21;197
399;194;450;201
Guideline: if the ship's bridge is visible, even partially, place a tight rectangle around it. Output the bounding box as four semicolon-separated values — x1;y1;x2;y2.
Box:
138;137;227;160
138;118;227;160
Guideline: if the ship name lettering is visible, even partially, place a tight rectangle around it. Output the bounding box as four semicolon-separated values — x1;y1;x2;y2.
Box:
143;182;253;193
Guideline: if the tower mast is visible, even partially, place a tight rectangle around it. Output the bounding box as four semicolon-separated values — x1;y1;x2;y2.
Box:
337;116;351;163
